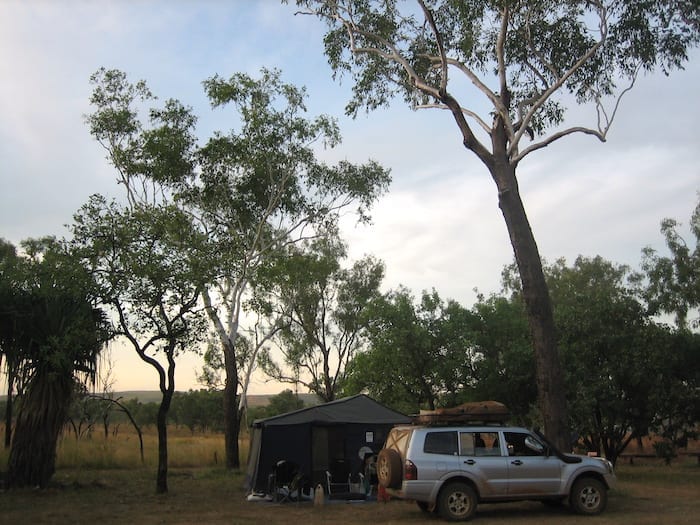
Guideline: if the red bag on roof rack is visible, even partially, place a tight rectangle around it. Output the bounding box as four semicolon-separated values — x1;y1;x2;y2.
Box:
412;400;510;425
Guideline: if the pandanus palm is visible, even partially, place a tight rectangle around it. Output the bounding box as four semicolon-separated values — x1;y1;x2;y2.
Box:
5;239;110;488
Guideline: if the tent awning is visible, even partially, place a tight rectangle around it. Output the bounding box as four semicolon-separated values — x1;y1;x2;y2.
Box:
252;394;410;427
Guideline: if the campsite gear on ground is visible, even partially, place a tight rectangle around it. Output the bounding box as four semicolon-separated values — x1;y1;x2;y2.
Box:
377;484;390;503
245;395;410;498
313;483;325;506
325;459;367;500
361;451;377;495
269;460;305;503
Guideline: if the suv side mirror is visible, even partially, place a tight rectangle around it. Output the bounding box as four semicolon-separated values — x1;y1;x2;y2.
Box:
524;436;545;455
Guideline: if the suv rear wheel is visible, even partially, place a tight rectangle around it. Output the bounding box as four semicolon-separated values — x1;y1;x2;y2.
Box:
570;477;607;515
377;448;402;489
437;482;477;521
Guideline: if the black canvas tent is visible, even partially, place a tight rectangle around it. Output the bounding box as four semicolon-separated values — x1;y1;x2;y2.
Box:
245;394;410;494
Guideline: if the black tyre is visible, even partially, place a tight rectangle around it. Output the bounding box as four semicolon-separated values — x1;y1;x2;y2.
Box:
437;482;477;521
570;477;607;515
377;448;403;489
416;500;435;513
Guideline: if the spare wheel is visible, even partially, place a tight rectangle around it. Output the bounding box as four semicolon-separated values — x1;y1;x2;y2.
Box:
377;448;403;489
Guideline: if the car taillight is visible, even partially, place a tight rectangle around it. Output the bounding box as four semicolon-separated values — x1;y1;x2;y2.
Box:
404;460;417;480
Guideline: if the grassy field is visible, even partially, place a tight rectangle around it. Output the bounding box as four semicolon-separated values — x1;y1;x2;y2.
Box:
1;428;699;524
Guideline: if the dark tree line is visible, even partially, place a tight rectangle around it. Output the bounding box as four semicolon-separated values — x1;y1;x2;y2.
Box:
342;201;700;465
63;389;227;436
1;199;697;487
61;389;307;437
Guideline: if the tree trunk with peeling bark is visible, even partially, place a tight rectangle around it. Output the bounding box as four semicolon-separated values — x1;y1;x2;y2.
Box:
223;342;240;469
490;158;569;450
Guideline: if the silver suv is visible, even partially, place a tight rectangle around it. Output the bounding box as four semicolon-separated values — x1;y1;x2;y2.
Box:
377;424;616;521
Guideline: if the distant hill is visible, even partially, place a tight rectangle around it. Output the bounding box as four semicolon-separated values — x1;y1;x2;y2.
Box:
245;393;321;407
111;391;164;404
0;391;321;406
110;391;320;407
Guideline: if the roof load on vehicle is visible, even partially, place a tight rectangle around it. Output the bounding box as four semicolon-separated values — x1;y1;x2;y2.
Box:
412;400;510;426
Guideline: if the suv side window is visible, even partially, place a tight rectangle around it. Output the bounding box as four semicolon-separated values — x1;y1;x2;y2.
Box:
424;431;458;455
459;432;501;456
504;431;546;456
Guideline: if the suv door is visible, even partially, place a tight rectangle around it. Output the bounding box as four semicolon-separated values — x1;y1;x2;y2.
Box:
503;431;561;496
458;431;509;497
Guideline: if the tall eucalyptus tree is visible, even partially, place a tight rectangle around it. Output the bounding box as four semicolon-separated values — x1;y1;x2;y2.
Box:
84;67;390;470
81;68;211;491
72;198;209;493
291;0;699;447
258;234;385;402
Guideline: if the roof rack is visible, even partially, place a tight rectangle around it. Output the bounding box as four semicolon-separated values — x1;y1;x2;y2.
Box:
411;401;510;426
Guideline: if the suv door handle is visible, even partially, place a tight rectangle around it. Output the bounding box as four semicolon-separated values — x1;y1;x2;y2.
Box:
511;459;523;466
463;459;476;465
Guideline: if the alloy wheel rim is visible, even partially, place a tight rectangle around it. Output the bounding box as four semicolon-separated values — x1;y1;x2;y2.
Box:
580;486;600;509
448;491;471;516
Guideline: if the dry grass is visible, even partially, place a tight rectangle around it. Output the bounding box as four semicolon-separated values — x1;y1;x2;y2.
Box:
1;429;699;524
50;426;230;470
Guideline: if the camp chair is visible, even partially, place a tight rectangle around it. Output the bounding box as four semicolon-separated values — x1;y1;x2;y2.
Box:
327;460;368;500
357;472;370;495
325;470;351;496
325;459;352;496
277;471;305;504
270;460;301;502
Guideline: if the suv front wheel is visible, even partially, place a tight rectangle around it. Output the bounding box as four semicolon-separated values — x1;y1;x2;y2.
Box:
437;482;477;521
570;477;607;515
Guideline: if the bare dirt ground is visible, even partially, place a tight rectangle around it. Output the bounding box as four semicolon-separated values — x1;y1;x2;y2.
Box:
1;459;698;524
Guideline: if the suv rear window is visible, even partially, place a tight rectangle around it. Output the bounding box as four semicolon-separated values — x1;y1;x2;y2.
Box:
386;427;413;455
424;431;458;455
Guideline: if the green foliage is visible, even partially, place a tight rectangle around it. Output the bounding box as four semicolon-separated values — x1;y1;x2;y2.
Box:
641;198;700;330
343;251;698;462
0;237;22;447
344;287;477;414
87;68;197;205
170;390;225;433
71;186;210;492
653;439;677;465
191;68;390;240
247;389;307;424
71;196;210;356
540;255;700;463
646;328;700;452
468;293;536;424
83;66;390;471
258;234;385;401
296;0;699;139
1;238;111;488
266;389;307;414
119;398;160;429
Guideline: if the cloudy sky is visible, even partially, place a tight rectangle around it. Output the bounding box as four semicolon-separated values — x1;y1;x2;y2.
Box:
1;1;698;394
